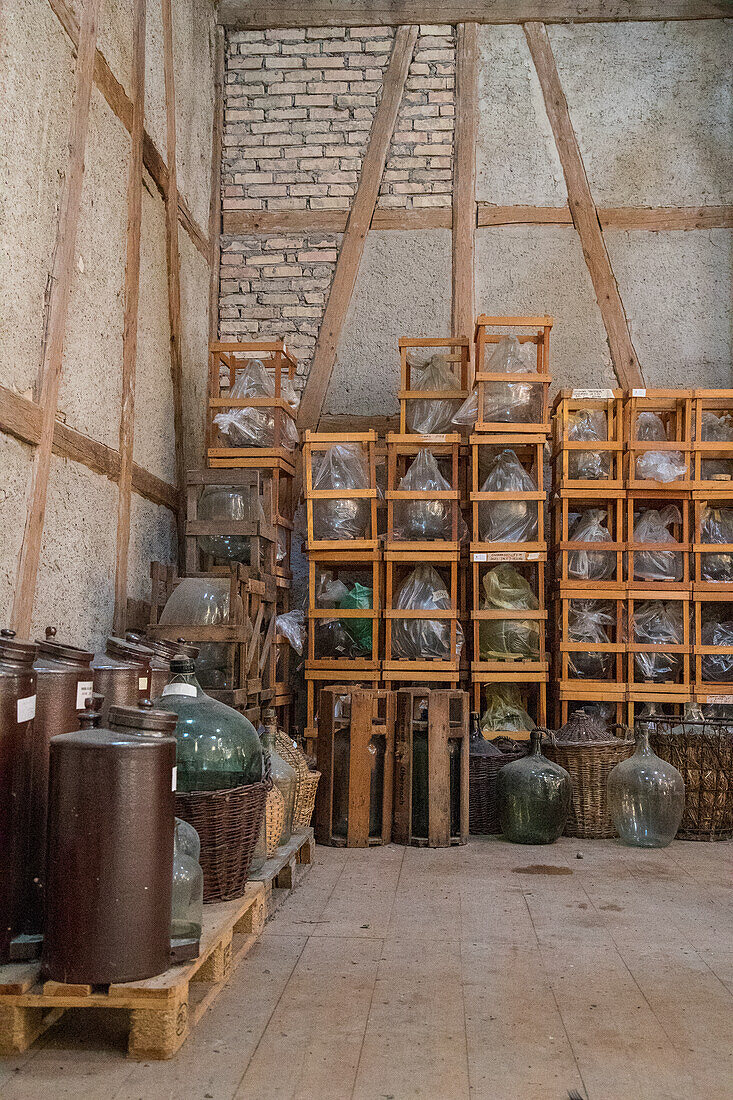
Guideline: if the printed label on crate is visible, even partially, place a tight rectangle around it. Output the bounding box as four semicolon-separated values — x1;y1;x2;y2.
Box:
17;695;36;723
571;388;614;400
162;683;197;698
75;680;94;710
632;388;647;398
701;693;733;705
172;766;177;792
138;676;149;691
472;551;539;563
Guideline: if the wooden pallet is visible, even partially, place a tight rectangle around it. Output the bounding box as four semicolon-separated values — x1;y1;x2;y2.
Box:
0;829;314;1061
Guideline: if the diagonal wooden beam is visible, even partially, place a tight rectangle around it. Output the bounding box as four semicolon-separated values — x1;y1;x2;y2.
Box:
113;0;146;636
297;24;419;431
11;0;102;636
524;21;644;390
452;22;479;356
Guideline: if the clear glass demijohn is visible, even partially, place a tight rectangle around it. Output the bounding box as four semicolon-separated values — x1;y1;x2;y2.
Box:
171;819;203;960
607;725;685;848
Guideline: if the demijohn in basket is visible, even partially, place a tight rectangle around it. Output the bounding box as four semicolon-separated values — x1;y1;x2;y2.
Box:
276;728;321;828
469;738;527;835
175;782;267;903
649;713;733;840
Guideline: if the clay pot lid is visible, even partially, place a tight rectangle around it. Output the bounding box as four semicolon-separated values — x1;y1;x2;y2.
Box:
37;626;93;664
0;628;38;665
105;636;154;662
152;637;200;661
108;699;178;735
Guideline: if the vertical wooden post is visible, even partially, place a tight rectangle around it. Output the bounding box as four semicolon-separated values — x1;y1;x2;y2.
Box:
427;692;451;848
113;0;146;635
161;0;186;569
208;25;225;348
11;0;102;635
452;22;479;367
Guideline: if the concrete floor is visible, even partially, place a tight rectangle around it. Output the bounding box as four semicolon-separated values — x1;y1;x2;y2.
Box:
0;838;731;1100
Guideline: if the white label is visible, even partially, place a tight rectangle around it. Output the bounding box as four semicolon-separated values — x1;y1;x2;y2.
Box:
138;676;149;691
702;694;733;704
75;680;94;710
571;388;614;400
632;388;646;398
17;695;36;723
473;550;539;563
172;766;177;792
162;683;197;698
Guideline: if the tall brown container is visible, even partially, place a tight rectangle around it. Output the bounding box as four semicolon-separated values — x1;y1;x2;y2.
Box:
126;634;199;698
26;629;94;935
42;705;177;985
0;629;37;962
91;636;153;720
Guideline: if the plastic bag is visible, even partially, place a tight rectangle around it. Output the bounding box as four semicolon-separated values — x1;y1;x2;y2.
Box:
700;505;733;582
567;409;610;480
633;506;683;582
406;354;464;435
339;582;373;654
478;564;540;660
391;564;464;660
567;509;615;581
700;620;733;682
567;600;613;679
633;601;683;682
213;359;299;450
699;411;733;479
452;336;539;427
479;684;534;733
478;449;538;543
276;610;305;656
392;449;467;542
312;444;370;541
634;411;687;482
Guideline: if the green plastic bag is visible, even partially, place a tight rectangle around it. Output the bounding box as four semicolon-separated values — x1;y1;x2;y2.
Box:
339;583;373;655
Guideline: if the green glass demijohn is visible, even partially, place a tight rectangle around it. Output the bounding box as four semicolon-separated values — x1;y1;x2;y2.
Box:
497;727;571;844
152;656;264;791
607;725;685;848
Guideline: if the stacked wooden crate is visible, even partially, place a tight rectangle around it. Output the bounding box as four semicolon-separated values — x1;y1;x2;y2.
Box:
470;316;553;737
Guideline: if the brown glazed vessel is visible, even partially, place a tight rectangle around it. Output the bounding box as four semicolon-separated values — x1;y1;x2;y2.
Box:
0;629;37;961
42;703;177;984
91;636;154;720
26;628;94;935
126;633;199;699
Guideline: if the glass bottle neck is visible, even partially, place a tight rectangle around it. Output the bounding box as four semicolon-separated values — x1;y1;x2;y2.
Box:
163;671;202;698
635;728;652;755
261;727;276;752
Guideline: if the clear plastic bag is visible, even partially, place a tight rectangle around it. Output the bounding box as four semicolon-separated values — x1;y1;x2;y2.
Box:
567;600;613;679
700;411;733;479
339;582;373;654
567;409;610;480
392;449;467;542
700;620;733;682
406;354;464;435
633;601;684;682
478;449;538;543
479;684;533;733
159;578;248;690
478;564;540;660
213;359;299;450
700;505;733;582
276;610;305;656
312;444;371;541
452;336;539;428
633;506;683;582
567;509;615;581
634;411;687;482
391;564;464;660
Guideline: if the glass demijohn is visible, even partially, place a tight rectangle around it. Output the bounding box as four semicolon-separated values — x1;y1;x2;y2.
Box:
497;728;571;844
607;726;685;848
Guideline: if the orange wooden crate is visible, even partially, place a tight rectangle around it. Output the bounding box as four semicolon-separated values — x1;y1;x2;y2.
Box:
303;431;379;553
551;388;625;490
624;389;693;491
385;433;464;553
473;315;552;435
397;336;471;437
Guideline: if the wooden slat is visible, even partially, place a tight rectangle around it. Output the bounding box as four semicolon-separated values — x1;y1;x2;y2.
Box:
218;2;729;28
222;207;452;234
297;24;419;430
452;22;479;346
113;0;146;636
477;204;573;226
524;21;644;391
11;0;102;636
477;203;733;230
209;26;225;346
161;0;185;567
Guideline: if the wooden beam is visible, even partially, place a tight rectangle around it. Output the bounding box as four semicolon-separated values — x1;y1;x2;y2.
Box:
477;204;573;226
209;27;225;345
11;0;101;636
452;23;479;346
161;0;186;568
524;21;644;390
297;24;419;430
46;0;210;263
113;0;146;635
218;1;730;29
0;385;179;513
221;207;453;235
477;203;733;229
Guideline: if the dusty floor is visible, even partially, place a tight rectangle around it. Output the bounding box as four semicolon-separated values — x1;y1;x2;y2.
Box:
0;837;731;1099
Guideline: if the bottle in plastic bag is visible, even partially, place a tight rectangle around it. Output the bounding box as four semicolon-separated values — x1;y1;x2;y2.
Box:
632;506;683;582
700;619;733;682
478;449;538;543
197;484;261;565
311;444;371;541
634;411;687;483
700;505;733;582
699;411;733;480
633;601;684;682
213;359;299;450
567;600;613;679
479;684;533;734
478;565;540;661
392;449;466;542
158;578;248;690
391;564;464;660
406;355;464;435
452;336;539;428
566;409;610;480
566;509;615;581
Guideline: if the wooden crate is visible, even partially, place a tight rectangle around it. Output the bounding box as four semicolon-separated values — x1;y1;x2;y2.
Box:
691;390;733;488
307;551;381;671
393;687;469;847
0;830;314;1060
206;340;298;468
693;593;733;699
627;590;691;699
626;490;690;590
473;315;552;434
470;434;547;558
385;433;464;552
551;491;626;589
471;558;548;678
474;679;547;740
553;592;627;696
383;555;462;681
185;468;276;577
304;667;382;750
692;491;733;593
303;431;379;552
624;389;693;490
315;687;395;848
397;335;471;436
551;388;624;490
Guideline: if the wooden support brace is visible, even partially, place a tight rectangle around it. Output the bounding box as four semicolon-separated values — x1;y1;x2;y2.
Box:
128;986;189;1061
452;22;479;351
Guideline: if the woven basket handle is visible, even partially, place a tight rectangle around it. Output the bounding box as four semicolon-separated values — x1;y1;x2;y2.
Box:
532;725;557;748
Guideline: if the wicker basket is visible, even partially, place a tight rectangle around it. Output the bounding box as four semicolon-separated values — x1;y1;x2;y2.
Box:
276;729;320;828
266;785;285;856
175;781;267;903
469;749;527;835
650;723;733;841
543;731;634;839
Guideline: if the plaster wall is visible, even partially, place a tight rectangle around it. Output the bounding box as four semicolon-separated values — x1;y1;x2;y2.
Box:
0;438;34;625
